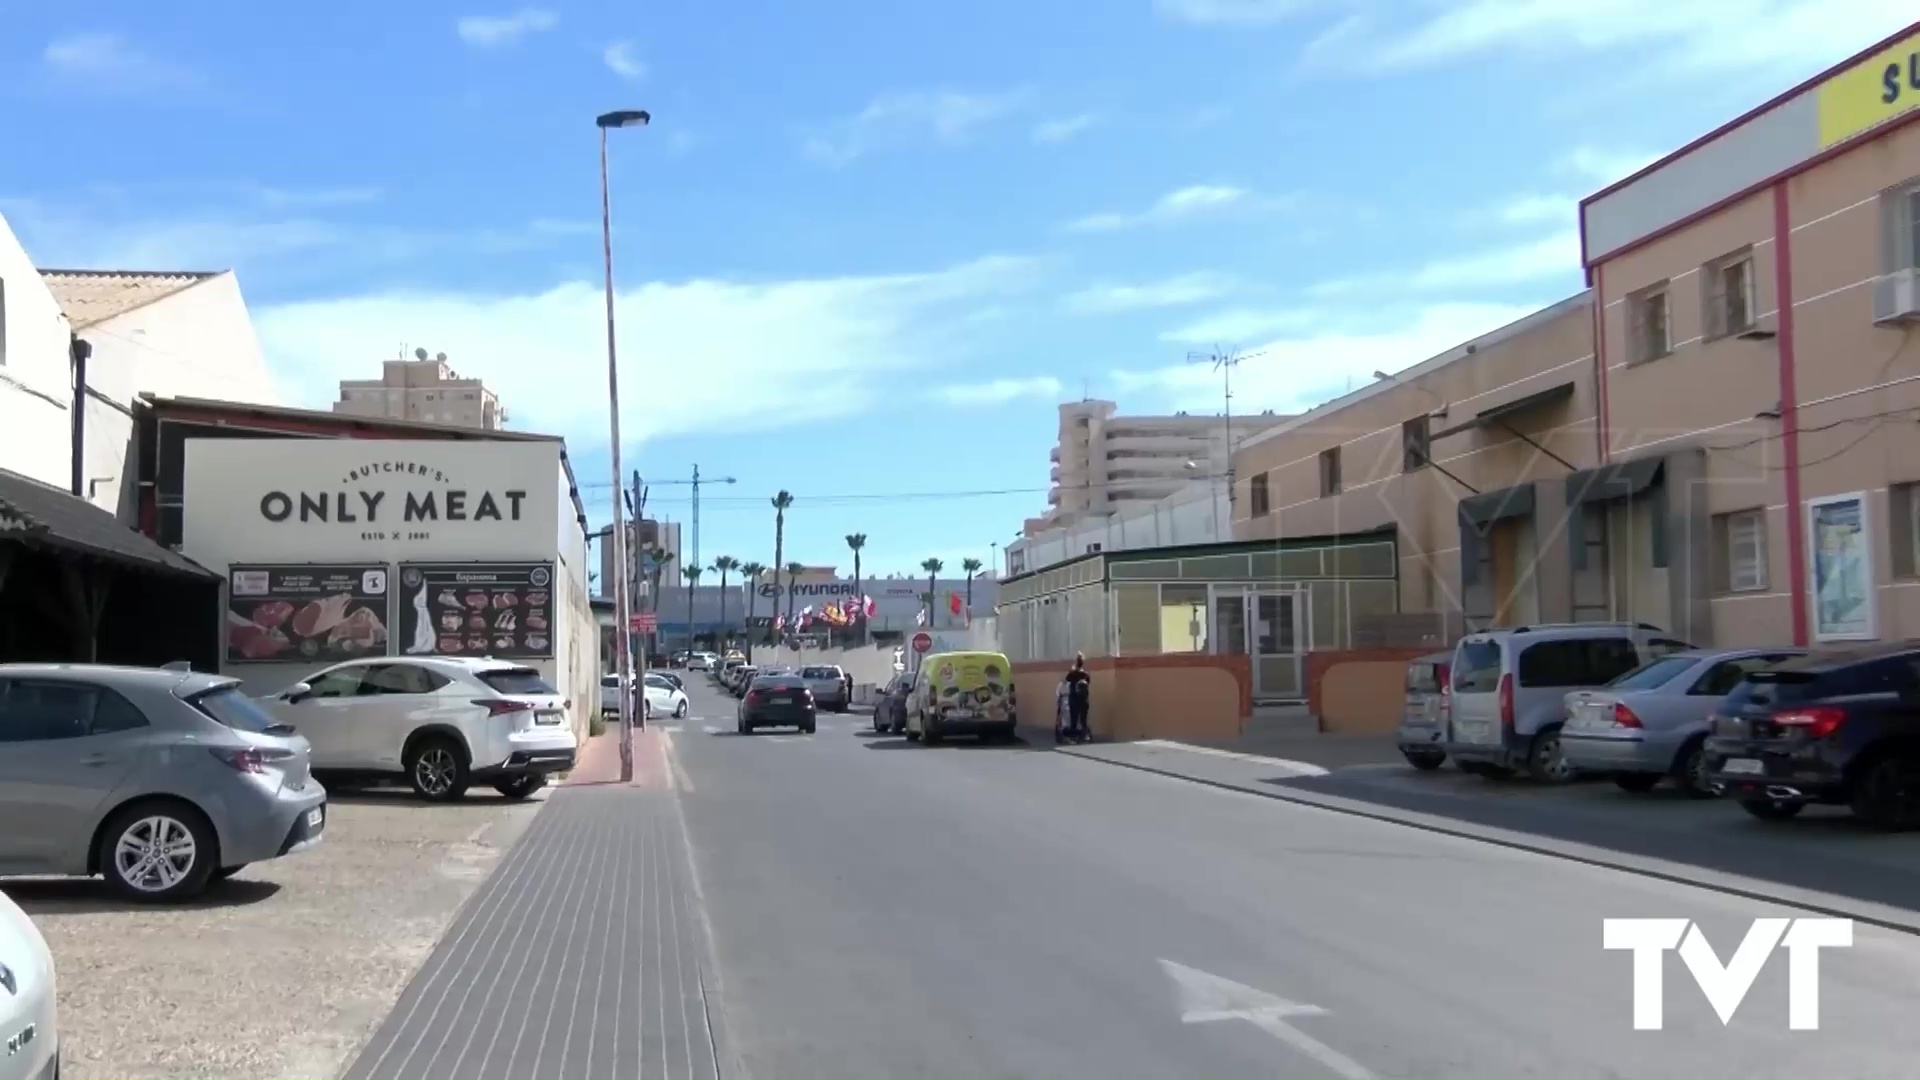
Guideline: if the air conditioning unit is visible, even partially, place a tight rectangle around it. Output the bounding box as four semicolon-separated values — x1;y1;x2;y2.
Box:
1085;542;1103;554
1876;268;1920;324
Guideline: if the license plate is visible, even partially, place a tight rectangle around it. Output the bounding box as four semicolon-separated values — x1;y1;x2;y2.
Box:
949;708;975;720
771;696;791;705
306;807;325;829
1723;758;1765;775
536;712;563;725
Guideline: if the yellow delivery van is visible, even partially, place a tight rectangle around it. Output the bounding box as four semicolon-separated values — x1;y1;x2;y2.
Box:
904;650;1018;744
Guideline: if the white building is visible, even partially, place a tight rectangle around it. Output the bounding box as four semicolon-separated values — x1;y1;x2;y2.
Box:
1029;399;1289;535
1006;477;1229;577
43;268;285;515
0;216;86;490
178;437;599;739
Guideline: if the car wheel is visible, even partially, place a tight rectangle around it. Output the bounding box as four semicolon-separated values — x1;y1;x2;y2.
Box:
675;699;690;719
1740;797;1805;821
1613;773;1662;793
406;736;471;802
1527;728;1575;784
1674;738;1714;798
101;801;218;902
1402;751;1445;772
212;864;247;881
493;774;547;800
904;729;921;742
802;721;816;734
923;723;943;746
1851;753;1920;830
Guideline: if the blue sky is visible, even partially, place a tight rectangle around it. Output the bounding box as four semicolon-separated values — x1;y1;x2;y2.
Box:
1;0;1906;578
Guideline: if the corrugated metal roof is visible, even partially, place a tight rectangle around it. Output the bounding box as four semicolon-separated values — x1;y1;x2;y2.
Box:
0;469;215;578
39;269;220;330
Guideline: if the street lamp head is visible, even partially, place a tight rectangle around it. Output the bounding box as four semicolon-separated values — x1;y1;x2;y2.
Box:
597;109;652;129
1372;370;1392;381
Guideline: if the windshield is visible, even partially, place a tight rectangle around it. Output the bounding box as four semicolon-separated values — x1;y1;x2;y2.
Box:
192;686;295;735
478;669;556;695
801;667;839;679
1452;640;1503;693
1606;655;1697;690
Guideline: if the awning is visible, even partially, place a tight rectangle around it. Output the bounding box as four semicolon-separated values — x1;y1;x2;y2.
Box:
1566;457;1664;507
1433;381;1576;440
1458;483;1535;528
0;469;215;579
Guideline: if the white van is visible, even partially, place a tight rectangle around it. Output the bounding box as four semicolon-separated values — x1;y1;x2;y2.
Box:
1446;622;1693;782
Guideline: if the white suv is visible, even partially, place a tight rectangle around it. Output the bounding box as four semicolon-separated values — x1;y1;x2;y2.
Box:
265;657;577;801
0;890;57;1080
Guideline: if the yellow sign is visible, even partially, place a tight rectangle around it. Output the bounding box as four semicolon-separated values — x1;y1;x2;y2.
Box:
1817;30;1920;148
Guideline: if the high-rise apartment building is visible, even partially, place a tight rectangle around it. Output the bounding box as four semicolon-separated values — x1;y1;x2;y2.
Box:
1026;399;1289;536
333;348;504;429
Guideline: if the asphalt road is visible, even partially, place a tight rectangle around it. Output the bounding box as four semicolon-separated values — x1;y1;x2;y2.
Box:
666;678;1920;1079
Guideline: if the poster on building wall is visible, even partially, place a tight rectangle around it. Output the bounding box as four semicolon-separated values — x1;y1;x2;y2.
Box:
396;562;556;659
227;564;391;663
1807;492;1876;641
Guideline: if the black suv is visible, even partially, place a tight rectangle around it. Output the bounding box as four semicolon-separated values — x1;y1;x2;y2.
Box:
1704;643;1920;828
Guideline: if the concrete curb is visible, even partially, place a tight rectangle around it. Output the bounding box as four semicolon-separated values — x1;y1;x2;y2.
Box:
1055;743;1920;937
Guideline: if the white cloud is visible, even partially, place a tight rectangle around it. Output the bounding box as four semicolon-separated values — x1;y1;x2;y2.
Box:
1159;307;1320;345
1113;302;1543;414
42;33;198;91
1066;183;1251;232
1032;113;1098;144
935;376;1064;405
602;41;646;80
1554;146;1661;188
802;89;1026;166
1154;0;1320;24
1409;230;1581;290
1304;0;1909;78
252;254;1049;442
456;9;558;48
1494;193;1574;227
1062;272;1235;314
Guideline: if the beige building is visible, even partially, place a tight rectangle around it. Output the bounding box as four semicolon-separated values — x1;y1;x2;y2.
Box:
1583;20;1920;648
333;349;503;429
1028;398;1288;535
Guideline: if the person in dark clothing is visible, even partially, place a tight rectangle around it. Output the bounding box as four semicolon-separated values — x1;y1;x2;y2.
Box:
1063;653;1092;742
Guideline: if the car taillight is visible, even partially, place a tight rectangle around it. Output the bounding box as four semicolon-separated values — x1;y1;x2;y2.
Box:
1613;702;1644;728
208;746;293;773
476;699;536;717
1498;673;1515;729
1436;663;1450;688
1773;706;1846;739
746;691;763;705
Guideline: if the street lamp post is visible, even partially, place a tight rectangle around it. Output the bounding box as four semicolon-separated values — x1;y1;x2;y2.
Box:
598;108;650;783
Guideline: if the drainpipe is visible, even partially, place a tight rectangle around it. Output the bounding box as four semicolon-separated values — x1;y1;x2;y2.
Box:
69;335;92;498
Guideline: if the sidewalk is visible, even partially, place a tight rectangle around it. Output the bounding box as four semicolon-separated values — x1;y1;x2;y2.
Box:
341;727;720;1079
1059;738;1920;934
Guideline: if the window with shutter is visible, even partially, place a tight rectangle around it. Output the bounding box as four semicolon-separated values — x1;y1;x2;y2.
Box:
1249;472;1270;517
1725;510;1766;592
1907;187;1920;271
1702;251;1754;340
1319;447;1341;497
1626;283;1671;363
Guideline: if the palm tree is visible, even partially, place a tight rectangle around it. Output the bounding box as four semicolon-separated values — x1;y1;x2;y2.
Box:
920;557;944;626
845;533;867;643
961;557;983;613
770;488;794;611
682;565;703;653
739;560;765;658
785;560;805;629
711;555;739;649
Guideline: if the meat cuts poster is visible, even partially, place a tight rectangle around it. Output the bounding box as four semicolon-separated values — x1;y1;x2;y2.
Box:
228;565;391;663
396;562;556;660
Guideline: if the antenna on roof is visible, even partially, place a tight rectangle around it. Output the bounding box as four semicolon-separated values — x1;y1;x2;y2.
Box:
414;347;429;361
1185;344;1266;508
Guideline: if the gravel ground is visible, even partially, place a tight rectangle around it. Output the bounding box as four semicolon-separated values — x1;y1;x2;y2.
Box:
8;785;546;1080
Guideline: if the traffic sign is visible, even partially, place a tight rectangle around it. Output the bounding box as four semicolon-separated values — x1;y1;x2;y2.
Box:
630;612;657;632
911;631;933;654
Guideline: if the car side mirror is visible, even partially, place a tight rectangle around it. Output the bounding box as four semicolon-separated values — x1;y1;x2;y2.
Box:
282;682;313;704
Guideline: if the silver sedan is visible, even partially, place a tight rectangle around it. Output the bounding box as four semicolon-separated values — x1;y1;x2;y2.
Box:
1560;646;1807;795
0;664;327;902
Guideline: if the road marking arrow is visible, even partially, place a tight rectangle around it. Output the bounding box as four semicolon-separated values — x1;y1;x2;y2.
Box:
1159;959;1373;1079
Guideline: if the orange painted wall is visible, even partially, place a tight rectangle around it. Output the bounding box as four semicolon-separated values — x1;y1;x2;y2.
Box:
1013;654;1250;740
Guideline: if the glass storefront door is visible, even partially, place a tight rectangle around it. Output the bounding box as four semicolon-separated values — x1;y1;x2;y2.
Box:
1211;585;1307;700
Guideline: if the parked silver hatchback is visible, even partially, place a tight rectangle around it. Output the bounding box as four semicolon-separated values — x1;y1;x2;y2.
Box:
1446;623;1693;782
1561;647;1808;795
0;664;327;902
